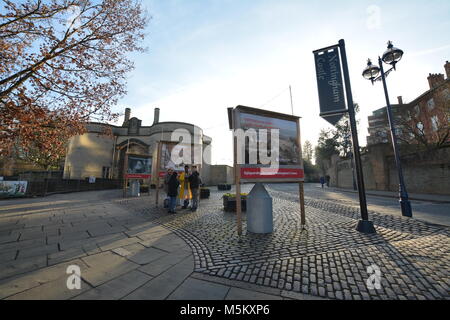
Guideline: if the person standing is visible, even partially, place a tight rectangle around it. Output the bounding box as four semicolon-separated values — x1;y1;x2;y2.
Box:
179;165;192;209
163;168;173;208
167;170;179;214
320;176;325;189
188;165;201;212
326;175;330;187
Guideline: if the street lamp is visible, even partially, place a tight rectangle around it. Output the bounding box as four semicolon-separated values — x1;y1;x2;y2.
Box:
362;41;412;217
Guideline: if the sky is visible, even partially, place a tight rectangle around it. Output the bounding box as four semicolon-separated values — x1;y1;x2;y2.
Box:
113;0;450;166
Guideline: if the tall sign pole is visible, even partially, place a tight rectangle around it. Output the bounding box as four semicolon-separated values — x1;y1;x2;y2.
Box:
313;39;376;234
339;39;375;233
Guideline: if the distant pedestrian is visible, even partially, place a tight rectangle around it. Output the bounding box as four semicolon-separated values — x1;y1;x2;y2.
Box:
163;168;173;208
188;165;202;212
326;175;330;187
320;176;325;189
167;170;179;214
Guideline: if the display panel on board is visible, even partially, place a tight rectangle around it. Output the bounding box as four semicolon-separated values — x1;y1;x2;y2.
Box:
126;155;152;179
229;105;304;182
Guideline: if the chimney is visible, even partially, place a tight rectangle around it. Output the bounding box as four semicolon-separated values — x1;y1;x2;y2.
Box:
153;107;160;125
124;108;131;122
397;96;403;105
445;61;450;79
427;73;445;89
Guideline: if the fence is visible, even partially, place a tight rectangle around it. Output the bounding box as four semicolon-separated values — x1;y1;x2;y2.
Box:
24;178;122;197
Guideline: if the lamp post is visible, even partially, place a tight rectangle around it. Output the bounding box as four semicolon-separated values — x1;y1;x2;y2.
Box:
362;41;412;217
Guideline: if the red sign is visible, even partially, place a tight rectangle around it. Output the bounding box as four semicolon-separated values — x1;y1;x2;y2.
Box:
125;173;151;179
240;167;304;179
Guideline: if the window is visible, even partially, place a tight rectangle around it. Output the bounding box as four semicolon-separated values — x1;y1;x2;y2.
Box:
416;122;424;134
102;167;110;179
414;105;420;116
431;116;439;132
405;111;412;121
427;98;435;110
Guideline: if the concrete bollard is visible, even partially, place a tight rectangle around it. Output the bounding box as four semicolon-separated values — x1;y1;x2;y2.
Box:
246;183;273;233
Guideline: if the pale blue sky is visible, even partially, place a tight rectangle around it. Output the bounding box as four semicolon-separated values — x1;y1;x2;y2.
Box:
115;0;450;165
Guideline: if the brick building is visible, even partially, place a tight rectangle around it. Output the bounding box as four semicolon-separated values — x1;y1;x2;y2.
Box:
367;61;450;147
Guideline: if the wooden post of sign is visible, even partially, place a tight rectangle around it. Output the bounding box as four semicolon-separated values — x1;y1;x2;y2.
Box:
155;142;162;207
233;110;243;237
296;117;306;231
299;181;306;229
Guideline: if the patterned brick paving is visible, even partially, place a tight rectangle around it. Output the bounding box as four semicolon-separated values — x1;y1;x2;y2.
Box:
119;186;450;300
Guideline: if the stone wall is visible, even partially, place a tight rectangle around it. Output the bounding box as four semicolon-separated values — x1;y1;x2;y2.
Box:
325;145;450;195
208;165;234;186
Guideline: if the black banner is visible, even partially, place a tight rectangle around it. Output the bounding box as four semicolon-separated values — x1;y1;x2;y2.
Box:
313;46;347;125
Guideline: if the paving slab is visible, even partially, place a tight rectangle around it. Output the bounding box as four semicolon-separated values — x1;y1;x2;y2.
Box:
0;250;17;262
97;236;141;252
281;290;329;300
138;249;192;277
48;248;87;266
0;258;89;299
73;270;152;300
225;287;283;300
123;256;194;300
47;231;91;245
16;243;59;260
121;243;169;265
168;277;230;300
87;225;127;237
6;276;92;300
0;255;47;280
0;237;46;252
81;251;140;287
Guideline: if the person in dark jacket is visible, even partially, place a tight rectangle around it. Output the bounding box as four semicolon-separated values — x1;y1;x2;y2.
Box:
320;176;325;188
187;165;202;211
167;171;179;214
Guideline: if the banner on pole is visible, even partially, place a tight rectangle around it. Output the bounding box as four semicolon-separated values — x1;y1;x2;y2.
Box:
313;45;347;125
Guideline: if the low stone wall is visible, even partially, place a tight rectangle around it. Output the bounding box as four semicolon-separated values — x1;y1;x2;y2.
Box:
25;178;121;197
325;145;450;195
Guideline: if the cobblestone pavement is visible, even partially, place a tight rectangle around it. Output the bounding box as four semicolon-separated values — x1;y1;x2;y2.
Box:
120;185;450;300
0;186;448;300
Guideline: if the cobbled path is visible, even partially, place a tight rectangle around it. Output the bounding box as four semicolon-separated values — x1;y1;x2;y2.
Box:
119;186;450;300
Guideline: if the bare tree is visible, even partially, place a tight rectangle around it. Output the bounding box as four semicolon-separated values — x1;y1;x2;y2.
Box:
0;0;148;166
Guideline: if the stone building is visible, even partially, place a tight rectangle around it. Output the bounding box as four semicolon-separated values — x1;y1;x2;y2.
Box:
367;61;450;146
63;107;212;184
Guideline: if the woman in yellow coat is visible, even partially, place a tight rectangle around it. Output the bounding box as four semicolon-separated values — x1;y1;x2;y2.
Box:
178;165;192;208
